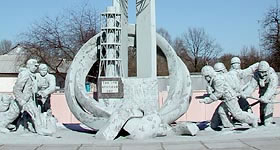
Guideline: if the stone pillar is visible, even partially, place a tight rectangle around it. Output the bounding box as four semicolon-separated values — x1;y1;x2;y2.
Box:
136;0;157;78
120;0;129;77
113;0;128;77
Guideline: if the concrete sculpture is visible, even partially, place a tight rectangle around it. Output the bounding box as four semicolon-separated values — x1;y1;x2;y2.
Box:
243;61;279;126
0;94;20;133
209;60;259;130
65;0;195;140
13;59;56;136
36;64;56;113
200;65;258;128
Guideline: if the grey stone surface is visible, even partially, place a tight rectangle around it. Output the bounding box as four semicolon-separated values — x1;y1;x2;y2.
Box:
156;34;192;125
136;0;157;78
210;148;256;150
64;32;110;130
122;143;162;150
171;122;199;136
0;119;279;149
164;144;208;150
81;146;120;150
96;108;143;140
202;140;248;149
0;95;19;133
122;78;159;114
241;137;280;148
0;144;40;150
37;144;80;150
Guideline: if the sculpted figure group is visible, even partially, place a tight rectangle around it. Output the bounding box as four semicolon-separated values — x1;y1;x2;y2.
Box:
200;57;278;130
0;59;57;135
0;57;278;138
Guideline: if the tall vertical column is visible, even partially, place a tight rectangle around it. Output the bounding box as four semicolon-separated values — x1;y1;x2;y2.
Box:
136;0;157;78
113;0;128;77
120;0;129;77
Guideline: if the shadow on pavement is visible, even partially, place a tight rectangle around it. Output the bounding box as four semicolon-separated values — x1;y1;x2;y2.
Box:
63;124;97;134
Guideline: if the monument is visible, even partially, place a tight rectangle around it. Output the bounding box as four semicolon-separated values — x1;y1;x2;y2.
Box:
64;0;195;140
0;59;57;135
199;59;279;130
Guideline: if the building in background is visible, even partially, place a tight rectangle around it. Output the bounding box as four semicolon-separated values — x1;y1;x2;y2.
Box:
0;45;69;92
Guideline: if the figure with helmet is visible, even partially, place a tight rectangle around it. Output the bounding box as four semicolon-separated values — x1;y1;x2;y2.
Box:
227;57;259;113
200;65;258;129
204;59;258;130
242;61;279;126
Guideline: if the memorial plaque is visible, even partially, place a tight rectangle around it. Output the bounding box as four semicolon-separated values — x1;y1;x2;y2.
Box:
97;78;124;99
101;80;119;93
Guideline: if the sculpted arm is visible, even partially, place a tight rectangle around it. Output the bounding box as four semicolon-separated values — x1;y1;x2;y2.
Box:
41;75;56;96
239;62;259;78
206;85;214;94
261;71;278;103
201;77;224;104
13;72;31;106
242;77;258;98
209;77;224;101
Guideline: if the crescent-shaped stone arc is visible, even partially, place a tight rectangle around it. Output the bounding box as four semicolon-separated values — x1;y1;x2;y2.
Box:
65;33;111;130
156;34;192;124
65;31;192;130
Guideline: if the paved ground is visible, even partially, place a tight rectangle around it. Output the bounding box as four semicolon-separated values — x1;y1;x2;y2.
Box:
0;118;280;150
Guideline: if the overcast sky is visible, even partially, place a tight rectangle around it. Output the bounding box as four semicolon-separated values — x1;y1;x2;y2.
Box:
0;0;277;54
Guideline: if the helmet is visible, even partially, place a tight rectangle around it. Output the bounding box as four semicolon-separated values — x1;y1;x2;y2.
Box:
258;61;270;72
26;59;39;66
231;57;241;64
201;65;215;77
214;62;227;72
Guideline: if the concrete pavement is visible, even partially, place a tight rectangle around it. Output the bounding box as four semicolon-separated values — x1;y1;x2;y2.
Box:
0;118;280;150
1;137;280;150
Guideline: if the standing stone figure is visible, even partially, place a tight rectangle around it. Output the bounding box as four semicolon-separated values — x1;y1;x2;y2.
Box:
200;66;258;129
13;59;38;109
36;64;56;113
228;57;259;94
13;59;39;131
13;59;55;135
0;94;20;133
227;57;259;111
242;61;278;126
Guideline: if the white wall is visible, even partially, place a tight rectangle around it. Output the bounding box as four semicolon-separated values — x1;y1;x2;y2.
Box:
0;77;17;92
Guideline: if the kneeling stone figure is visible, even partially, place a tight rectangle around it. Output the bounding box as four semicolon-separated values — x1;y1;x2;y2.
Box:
0;94;20;133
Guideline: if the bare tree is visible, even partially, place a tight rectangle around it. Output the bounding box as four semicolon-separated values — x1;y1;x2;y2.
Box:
218;53;234;70
182;27;222;72
0;39;12;55
157;27;172;44
19;5;100;78
128;46;137;76
173;37;186;55
261;1;280;71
